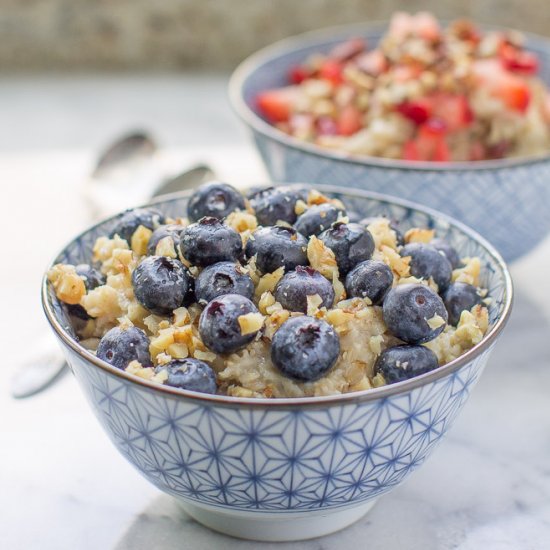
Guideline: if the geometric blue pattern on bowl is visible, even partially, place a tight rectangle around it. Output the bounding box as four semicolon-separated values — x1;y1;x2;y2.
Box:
43;187;512;535
230;23;550;262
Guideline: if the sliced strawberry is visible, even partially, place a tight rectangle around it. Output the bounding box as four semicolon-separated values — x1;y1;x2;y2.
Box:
319;59;344;85
500;44;539;75
396;99;432;125
355;50;387;76
433;138;450;162
413;12;441;42
391;64;422;82
431;94;473;131
472;59;531;112
403;140;420;160
328;38;366;61
336;105;363;136
256;87;299;123
288;65;310;84
412;120;448;160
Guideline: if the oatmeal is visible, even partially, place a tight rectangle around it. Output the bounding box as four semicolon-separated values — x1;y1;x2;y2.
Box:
255;12;550;161
48;182;490;397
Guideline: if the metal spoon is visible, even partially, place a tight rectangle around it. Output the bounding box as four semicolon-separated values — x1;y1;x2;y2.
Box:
10;134;215;399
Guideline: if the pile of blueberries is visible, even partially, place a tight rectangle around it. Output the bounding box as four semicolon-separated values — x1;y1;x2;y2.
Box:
70;182;483;395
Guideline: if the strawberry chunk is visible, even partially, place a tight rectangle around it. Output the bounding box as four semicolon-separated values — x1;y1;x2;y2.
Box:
336;105;363;136
403;140;420;160
409;120;449;160
500;44;539;75
319;59;344;85
472;60;531;112
256;87;299;123
328;38;366;61
433;138;450;162
288;65;310;84
355;50;387;76
396;99;432;125
431;94;473;131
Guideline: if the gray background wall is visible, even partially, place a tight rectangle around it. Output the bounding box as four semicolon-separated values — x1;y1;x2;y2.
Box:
1;0;548;71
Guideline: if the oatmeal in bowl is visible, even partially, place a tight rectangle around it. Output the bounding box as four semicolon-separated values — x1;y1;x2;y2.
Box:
42;183;512;541
47;182;497;399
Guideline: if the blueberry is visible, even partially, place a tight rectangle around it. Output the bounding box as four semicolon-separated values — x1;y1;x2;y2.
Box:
147;224;185;256
319;222;375;275
383;283;448;344
199;294;261;354
75;264;105;290
374;345;439;384
443;282;482;326
67;264;106;320
110;208;165;243
345;260;393;305
155;358;217;394
431;238;460;269
187;182;245;222
401;243;452;292
132;256;191;315
245;225;308;274
97;326;152;370
249;187;301;226
274;266;334;313
294;203;346;237
360;216;404;246
195;261;254;305
180;217;242;267
271;316;340;381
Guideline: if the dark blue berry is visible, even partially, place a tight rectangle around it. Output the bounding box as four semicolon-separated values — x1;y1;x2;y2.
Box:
195;261;254;305
294;203;346;237
97;326;152;370
155;358;217;394
271;316;340;381
147;224;186;256
345;260;393;305
245;225;308;274
374;345;439;384
75;264;105;290
67;264;106;320
249;187;300;226
187;182;245;222
401;243;452;292
431;238;460;269
274;266;334;313
319;222;375;275
383;283;448;344
443;282;482;326
132;256;191;315
199;294;261;354
360;216;404;246
110;208;165;243
180;217;242;267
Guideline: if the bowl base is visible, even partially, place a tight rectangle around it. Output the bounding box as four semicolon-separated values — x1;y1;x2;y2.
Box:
178;498;378;541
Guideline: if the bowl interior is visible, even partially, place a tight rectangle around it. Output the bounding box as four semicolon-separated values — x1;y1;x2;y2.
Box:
234;22;550;166
46;185;511;395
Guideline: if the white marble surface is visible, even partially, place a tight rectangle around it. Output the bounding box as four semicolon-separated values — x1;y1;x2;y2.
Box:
1;75;550;550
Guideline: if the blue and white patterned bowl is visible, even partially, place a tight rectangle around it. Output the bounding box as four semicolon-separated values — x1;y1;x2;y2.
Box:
42;186;512;541
229;22;550;262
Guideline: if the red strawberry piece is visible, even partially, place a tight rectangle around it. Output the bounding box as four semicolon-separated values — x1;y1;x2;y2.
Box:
319;59;344;85
336;105;363;136
396;99;432;125
256;87;299;123
288;65;310;84
328;38;366;61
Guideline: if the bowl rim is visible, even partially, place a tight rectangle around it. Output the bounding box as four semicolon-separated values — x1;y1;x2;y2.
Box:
42;184;513;408
228;19;550;171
